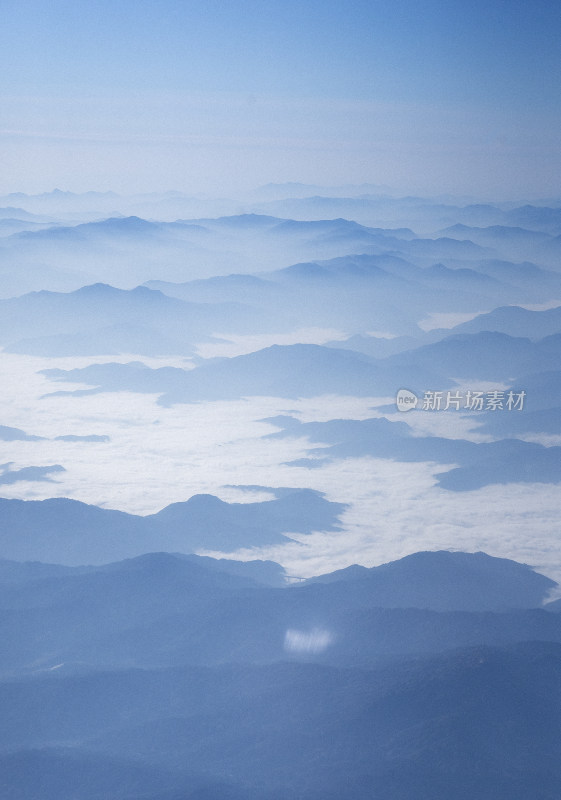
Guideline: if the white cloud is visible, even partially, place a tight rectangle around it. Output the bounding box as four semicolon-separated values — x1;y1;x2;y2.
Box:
1;351;560;586
284;628;333;654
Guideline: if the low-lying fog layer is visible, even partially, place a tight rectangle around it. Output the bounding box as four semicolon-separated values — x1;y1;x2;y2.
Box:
1;346;559;583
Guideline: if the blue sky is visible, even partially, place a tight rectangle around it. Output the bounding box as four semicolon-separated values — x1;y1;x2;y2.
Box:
2;0;560;196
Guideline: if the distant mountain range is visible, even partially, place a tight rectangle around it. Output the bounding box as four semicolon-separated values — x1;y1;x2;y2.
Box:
37;329;560;406
149;251;561;334
0;212;433;296
39;342;451;403
1;200;561;299
0;282;262;357
431;304;561;340
327;300;561;358
250;194;561;236
0;548;556;674
266;414;561;490
1;250;560;357
1;547;561;798
385;330;561;380
0;489;345;564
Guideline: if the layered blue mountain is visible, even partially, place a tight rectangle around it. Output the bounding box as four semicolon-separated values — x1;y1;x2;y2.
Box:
331;317;561;368
0;206;49;222
1;545;560;799
1;644;560;800
38;331;559;411
384;331;561;381
0;550;285;589
0;212;438;295
473;369;561;436
0;218;60;236
0;489;345;564
5;252;555;358
0;283;260;357
439;223;558;263
40;343;450;404
148;251;557;337
7;278;559;366
252;194;511;229
432;304;561;340
302;550;555;610
3;246;560;358
266;415;561;490
0;549;557;673
2;202;561;304
457;257;561;289
252;193;561;234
